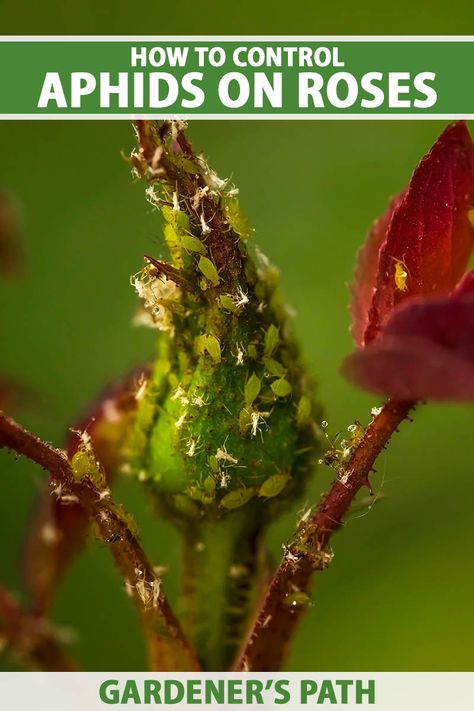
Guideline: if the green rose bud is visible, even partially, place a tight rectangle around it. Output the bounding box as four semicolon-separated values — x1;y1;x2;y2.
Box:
126;120;322;669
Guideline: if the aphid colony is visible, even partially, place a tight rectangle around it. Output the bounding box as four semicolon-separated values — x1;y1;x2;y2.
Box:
123;121;321;526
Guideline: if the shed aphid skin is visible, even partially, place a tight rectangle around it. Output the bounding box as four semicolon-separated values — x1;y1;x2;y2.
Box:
172;191;180;212
127;120;322;670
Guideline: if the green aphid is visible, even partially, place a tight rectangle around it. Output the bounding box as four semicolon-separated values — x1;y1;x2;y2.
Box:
220;487;256;510
205;334;221;363
204;475;217;495
264;324;280;357
179;233;207;254
71;449;91;480
284;591;312;608
195;334;221;363
247;344;258;359
258;473;291;499
238;408;252;436
297;395;312;426
198;256;220;286
222;196;253;240
263;357;286;377
173;493;202;520
244;373;261;406
168;153;200;175
271;377;292;398
186;483;215;505
219;294;238;312
161;205;190;232
71;446;104;487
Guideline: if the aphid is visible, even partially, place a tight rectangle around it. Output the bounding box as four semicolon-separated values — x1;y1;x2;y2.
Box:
197;256;220;286
347;420;365;446
393;258;409;292
172;191;179;212
258;473;291;499
219;486;256;510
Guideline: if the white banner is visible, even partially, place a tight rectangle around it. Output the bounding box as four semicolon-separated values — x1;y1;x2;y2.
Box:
0;672;471;709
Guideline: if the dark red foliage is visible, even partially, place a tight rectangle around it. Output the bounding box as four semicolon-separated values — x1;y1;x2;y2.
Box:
343;291;474;401
350;122;474;347
345;123;474;403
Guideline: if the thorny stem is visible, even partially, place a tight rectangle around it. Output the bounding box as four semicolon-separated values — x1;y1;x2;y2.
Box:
235;398;415;671
0;584;78;671
0;412;200;671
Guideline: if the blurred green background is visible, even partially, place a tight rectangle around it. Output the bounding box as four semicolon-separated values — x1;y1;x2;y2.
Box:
1;1;474;673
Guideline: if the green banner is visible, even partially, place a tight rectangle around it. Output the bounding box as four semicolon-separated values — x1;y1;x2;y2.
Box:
1;37;473;117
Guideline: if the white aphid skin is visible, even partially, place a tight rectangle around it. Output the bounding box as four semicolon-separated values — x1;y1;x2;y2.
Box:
172;191;180;212
200;212;211;235
132;272;181;334
186;439;197;457
175;413;187;429
172;385;189;407
215;446;239;465
59;494;80;506
202;167;229;192
235;286;249;309
219;472;231;489
191;185;210;210
250;410;271;438
134;377;148;402
234;343;245;366
70;428;93;453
